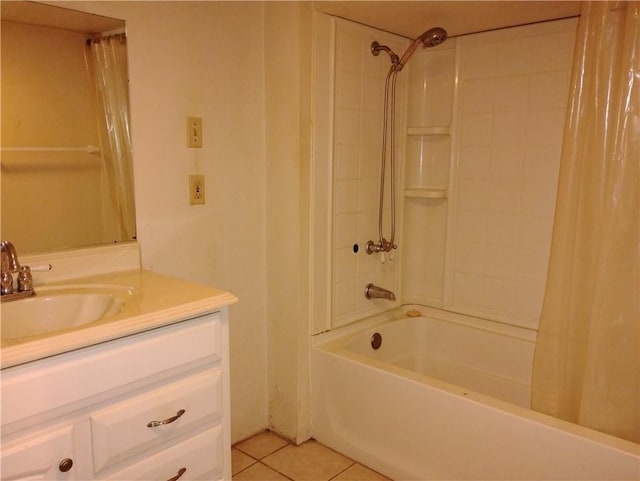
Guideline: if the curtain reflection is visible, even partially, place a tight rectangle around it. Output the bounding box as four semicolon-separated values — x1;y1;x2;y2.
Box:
86;34;136;242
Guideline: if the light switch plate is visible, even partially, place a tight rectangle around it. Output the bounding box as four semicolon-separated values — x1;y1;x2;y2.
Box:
187;117;203;148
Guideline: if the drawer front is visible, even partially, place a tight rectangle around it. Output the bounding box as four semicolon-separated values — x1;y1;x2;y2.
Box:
91;369;222;473
2;313;222;427
1;425;76;481
102;426;223;481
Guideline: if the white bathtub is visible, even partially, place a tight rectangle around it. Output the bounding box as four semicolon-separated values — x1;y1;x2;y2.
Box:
311;306;640;480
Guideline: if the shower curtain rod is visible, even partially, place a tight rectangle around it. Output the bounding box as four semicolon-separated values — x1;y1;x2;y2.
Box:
1;146;101;155
86;30;126;45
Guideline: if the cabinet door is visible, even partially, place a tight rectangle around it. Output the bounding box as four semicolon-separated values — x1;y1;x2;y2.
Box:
1;425;76;481
103;426;223;481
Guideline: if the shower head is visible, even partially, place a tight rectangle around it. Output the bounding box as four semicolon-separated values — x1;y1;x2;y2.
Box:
419;27;448;48
396;26;448;70
371;26;448;72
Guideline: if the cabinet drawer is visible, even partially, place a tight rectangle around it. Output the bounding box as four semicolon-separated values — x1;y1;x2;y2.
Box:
103;426;223;481
2;313;222;427
91;369;222;473
1;425;76;481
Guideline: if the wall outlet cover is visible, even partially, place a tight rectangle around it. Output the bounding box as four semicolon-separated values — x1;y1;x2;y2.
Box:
189;174;205;205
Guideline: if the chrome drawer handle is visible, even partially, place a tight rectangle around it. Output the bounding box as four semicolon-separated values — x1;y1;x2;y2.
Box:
147;409;186;427
167;467;186;481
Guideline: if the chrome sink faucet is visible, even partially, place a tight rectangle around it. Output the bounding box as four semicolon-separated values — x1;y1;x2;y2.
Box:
1;240;34;300
364;283;396;301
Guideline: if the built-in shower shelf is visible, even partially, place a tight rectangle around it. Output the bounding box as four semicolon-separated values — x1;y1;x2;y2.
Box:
407;126;450;136
404;187;448;199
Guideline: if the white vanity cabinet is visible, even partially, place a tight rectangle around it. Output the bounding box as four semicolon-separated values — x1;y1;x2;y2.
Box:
1;310;231;481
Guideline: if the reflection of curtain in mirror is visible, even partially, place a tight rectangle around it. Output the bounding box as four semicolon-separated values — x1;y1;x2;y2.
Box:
86;34;136;241
531;1;639;443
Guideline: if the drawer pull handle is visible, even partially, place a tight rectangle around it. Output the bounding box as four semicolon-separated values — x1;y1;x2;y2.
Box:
167;467;187;481
58;458;74;472
147;409;186;427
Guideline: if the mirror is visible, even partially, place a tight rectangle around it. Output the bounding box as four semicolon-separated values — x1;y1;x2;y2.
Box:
1;1;136;254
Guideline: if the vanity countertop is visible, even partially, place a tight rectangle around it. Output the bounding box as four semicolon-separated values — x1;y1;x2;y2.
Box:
1;269;238;369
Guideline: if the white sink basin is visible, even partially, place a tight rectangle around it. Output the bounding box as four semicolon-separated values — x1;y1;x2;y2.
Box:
1;285;133;341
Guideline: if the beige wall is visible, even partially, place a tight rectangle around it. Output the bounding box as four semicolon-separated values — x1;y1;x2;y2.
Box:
63;1;274;442
63;0;317;443
264;2;313;442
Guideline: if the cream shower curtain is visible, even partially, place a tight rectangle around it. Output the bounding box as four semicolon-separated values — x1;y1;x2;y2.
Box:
531;1;639;443
86;34;136;242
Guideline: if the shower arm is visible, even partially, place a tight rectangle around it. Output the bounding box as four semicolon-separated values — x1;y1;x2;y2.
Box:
371;37;427;73
371;41;401;70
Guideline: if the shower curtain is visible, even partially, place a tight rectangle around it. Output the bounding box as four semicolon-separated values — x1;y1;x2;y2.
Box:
531;1;639;443
86;34;136;242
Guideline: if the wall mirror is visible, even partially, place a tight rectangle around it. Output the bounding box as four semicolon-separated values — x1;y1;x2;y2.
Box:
1;1;136;254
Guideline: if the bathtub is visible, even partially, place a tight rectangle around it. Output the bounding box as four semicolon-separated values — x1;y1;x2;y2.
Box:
311;306;640;480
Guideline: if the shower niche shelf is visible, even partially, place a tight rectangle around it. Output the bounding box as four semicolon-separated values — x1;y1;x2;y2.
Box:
404;127;451;198
404;187;448;199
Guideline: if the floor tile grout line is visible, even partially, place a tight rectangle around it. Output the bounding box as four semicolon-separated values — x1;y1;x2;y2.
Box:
258;440;292;463
258;460;297;481
233;434;392;481
233;439;290;461
232;447;259;462
260;449;358;481
232;460;295;481
327;461;357;481
231;460;257;479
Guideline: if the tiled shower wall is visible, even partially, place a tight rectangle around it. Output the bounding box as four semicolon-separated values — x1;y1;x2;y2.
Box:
444;19;577;329
331;20;407;327
329;17;577;331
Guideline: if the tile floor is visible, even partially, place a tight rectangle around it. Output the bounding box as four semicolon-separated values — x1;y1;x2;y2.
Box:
232;430;393;481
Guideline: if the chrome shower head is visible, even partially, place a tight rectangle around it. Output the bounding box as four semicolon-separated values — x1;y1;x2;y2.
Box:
396;26;448;70
420;27;448;48
371;26;448;72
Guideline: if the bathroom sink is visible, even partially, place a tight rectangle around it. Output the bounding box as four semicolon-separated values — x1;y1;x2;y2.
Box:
1;285;132;341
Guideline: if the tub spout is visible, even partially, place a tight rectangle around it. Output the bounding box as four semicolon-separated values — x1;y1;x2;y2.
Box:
365;283;396;301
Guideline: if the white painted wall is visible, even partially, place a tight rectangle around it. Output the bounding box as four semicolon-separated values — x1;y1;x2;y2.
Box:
63;1;269;443
264;3;313;443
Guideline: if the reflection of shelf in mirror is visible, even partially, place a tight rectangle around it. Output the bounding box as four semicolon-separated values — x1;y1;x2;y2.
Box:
407;126;450;136
1;146;101;155
405;187;448;199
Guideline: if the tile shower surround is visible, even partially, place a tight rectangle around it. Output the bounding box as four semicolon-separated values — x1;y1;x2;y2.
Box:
330;18;577;331
448;20;576;329
332;21;407;326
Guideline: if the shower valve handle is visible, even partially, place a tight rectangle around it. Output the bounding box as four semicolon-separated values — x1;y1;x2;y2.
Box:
366;239;397;255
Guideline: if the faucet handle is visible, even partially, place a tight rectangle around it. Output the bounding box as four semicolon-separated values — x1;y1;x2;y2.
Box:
17;266;33;292
1;270;13;295
29;263;53;272
1;248;9;272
